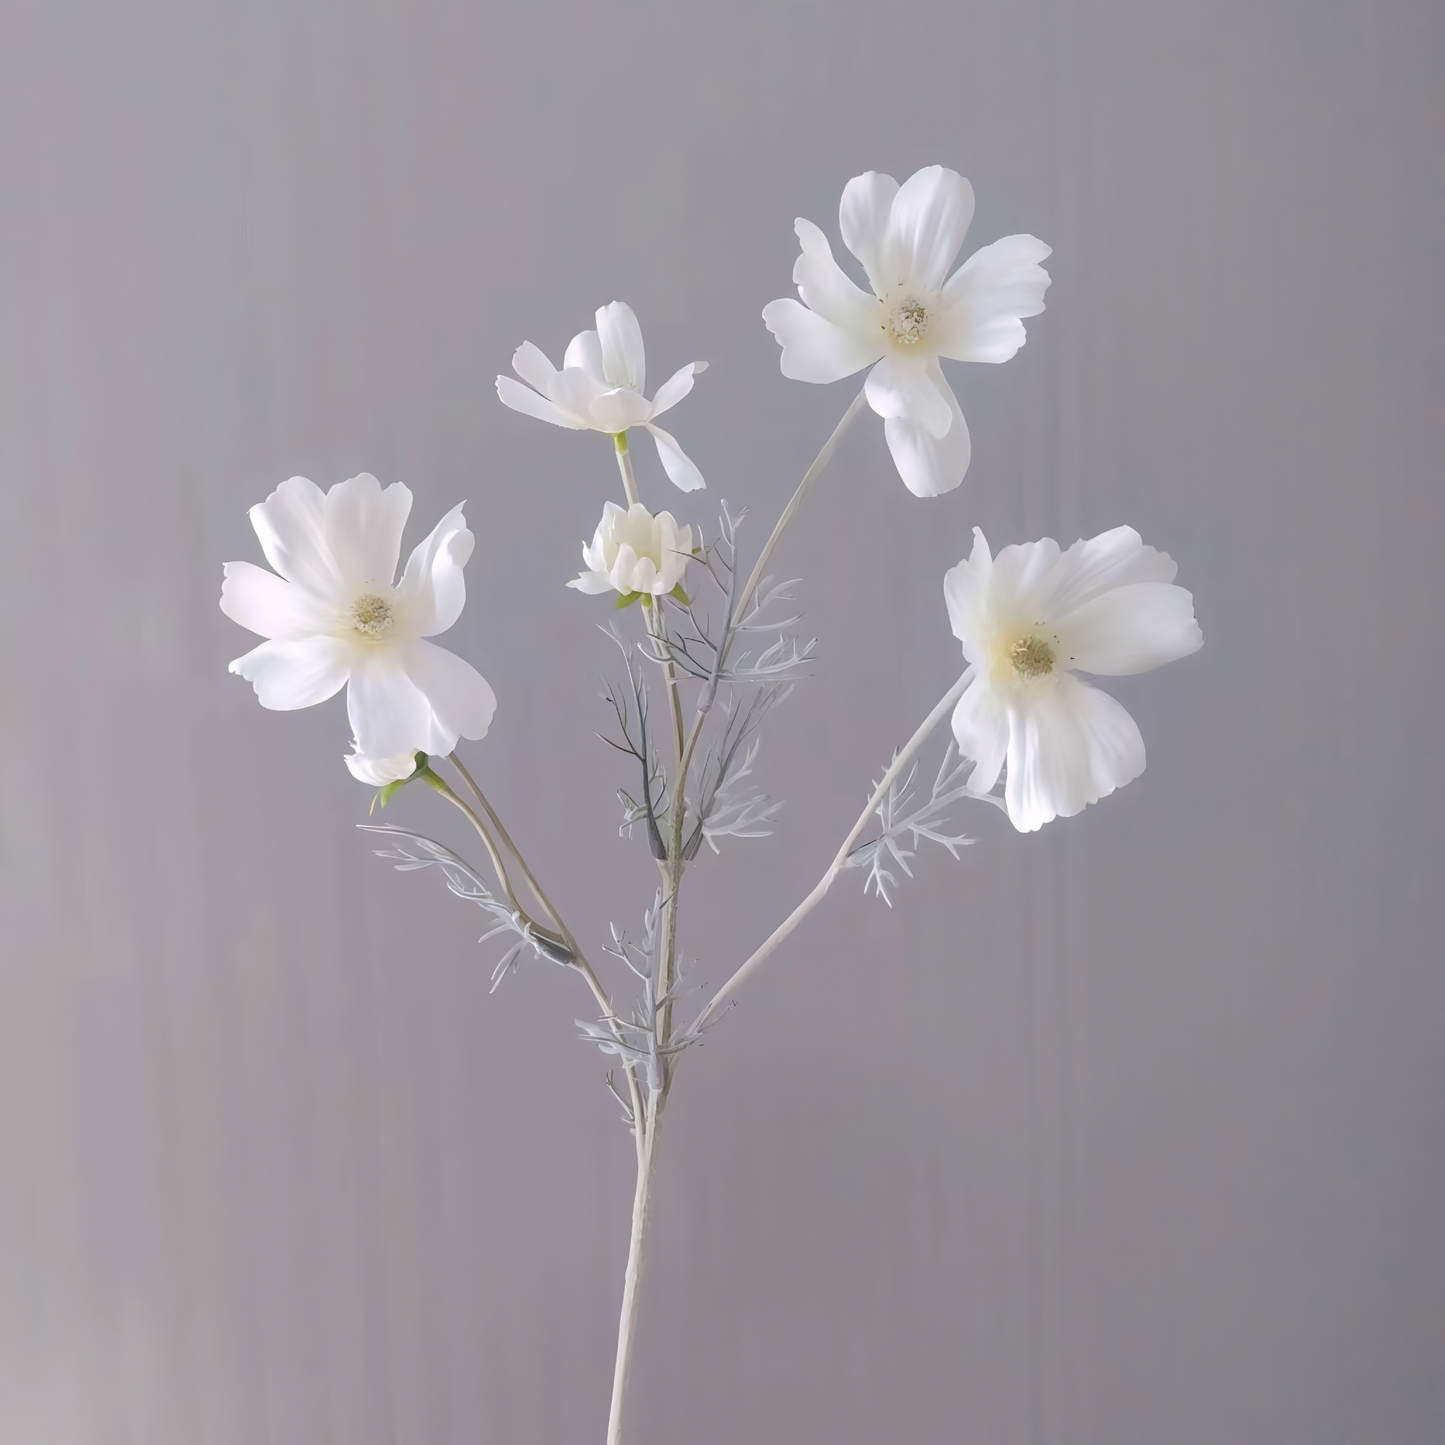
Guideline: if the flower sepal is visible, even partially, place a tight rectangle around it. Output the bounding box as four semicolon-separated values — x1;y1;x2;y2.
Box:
361;749;431;814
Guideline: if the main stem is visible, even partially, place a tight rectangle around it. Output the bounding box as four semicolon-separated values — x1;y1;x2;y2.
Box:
605;394;872;1439
607;1101;661;1445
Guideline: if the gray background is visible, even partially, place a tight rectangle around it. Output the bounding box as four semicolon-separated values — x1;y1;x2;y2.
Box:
1;1;1442;1441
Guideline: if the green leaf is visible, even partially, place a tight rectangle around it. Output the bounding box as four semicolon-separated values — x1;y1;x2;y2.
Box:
615;590;644;610
669;582;691;605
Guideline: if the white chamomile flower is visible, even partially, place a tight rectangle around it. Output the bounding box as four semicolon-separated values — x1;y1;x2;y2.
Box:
944;525;1203;832
221;473;497;758
762;165;1051;497
344;745;420;786
496;301;708;492
567;501;694;600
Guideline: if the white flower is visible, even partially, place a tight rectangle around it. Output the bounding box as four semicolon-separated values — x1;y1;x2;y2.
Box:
496;301;708;492
944;525;1203;832
221;473;498;759
344;745;419;786
567;501;694;598
762;165;1051;498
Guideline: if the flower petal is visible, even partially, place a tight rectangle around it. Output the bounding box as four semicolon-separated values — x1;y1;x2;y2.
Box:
402;639;498;744
793;219;877;331
649;361;705;419
1056;583;1203;676
229;636;352;710
935;235;1052;363
1038;526;1179;618
882;361;970;495
1003;675;1145;832
323;474;412;589
567;571;614;594
865;353;952;437
549;365;608;426
987;536;1064;622
881;166;975;294
596;302;647;393
345;747;418;786
397;501;473;636
563;329;605;382
220;560;326;640
496;374;586;428
511;340;559;394
586;387;654;434
608;542;642;592
629;553;661;594
951;677;1009;795
644;422;706;492
248;476;343;598
761;298;883;383
347;652;442;756
942;528;994;665
838;172;899;295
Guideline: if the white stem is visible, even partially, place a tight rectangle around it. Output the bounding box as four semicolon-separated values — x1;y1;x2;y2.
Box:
693;668;974;1032
606;1102;661;1445
614;434;641;505
731;384;867;628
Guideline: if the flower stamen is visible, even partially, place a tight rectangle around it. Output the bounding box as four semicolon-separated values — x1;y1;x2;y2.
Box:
887;295;929;346
351;593;395;637
1010;634;1056;678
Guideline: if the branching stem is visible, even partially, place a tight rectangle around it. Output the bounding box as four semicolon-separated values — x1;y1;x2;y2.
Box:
691;668;974;1033
603;391;874;1439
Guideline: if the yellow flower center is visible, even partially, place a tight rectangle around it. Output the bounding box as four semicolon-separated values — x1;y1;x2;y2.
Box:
1010;634;1057;678
351;593;394;637
886;295;929;346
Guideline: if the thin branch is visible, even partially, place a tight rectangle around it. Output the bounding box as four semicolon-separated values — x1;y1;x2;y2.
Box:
691;668;975;1033
730;385;866;630
442;752;646;1129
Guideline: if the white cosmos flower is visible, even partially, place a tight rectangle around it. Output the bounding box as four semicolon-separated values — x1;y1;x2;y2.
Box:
944;525;1203;832
567;501;694;598
762;165;1051;498
221;473;498;759
344;745;419;786
496;301;707;492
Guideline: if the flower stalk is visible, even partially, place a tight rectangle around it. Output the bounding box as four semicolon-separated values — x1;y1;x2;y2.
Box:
693;667;975;1034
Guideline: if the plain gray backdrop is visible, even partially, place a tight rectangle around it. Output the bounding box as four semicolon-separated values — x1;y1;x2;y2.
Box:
2;1;1442;1441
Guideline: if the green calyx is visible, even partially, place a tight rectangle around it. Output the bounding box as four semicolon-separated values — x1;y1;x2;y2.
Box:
369;751;435;813
617;582;689;611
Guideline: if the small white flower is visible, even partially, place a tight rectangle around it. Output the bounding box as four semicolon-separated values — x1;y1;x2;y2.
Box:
496;301;708;492
944;525;1203;832
344;745;419;786
762;165;1052;497
221;473;497;758
567;501;694;599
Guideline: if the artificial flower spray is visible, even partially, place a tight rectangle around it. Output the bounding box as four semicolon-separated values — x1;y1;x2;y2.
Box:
222;165;1202;1442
